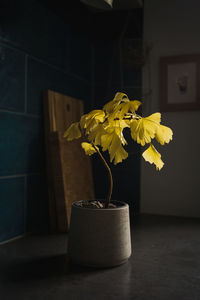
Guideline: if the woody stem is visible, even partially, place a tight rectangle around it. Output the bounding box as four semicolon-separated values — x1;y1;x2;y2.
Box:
93;145;113;208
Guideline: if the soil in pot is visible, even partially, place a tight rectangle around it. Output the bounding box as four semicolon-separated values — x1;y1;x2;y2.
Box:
73;200;119;209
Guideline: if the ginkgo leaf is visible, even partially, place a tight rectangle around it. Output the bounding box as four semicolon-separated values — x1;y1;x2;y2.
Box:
103;120;128;146
130;113;161;146
80;110;105;133
87;110;105;122
103;92;129;113
88;123;106;145
63;122;81;141
113;144;128;165
118;119;130;129
81;142;97;156
105;119;129;131
101;131;128;164
113;92;129;102
83;110;105;135
142;144;164;170
155;124;173;145
101;132;114;152
118;100;142;119
80;114;88;129
114;126;127;145
147;112;161;124
109;134;123;161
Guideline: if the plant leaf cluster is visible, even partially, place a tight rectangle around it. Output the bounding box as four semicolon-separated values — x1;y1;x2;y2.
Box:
64;92;173;170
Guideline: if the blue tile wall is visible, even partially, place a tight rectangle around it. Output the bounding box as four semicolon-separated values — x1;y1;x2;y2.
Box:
93;84;109;108
0;0;142;241
119;87;142;100
123;67;142;87
0;46;25;112
93;39;115;85
93;84;142;109
0;0;69;68
27;58;91;116
0;113;43;176
0;0;92;242
69;30;91;81
0;177;25;242
43;11;69;68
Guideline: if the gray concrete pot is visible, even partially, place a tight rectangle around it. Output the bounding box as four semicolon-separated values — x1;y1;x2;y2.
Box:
67;200;132;267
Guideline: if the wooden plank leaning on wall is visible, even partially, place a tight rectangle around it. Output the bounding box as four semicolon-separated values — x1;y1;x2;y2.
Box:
43;90;95;232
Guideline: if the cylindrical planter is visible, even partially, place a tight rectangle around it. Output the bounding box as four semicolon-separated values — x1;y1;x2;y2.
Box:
67;200;132;268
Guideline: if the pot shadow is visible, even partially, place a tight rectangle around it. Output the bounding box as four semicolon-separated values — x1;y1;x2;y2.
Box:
1;254;117;284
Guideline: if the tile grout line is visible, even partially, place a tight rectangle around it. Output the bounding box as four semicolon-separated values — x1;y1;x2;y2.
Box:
0;39;90;85
93;84;142;88
90;43;95;109
24;174;27;233
65;25;70;72
24;54;28;114
29;55;90;84
123;85;142;89
0;109;41;118
0;173;41;179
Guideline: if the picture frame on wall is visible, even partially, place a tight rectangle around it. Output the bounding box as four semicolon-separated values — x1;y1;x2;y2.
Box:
160;54;200;112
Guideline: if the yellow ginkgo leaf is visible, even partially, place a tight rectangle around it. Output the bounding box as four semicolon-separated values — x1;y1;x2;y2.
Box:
112;142;128;165
101;131;128;164
63;122;81;141
103;100;118;114
102;120;128;147
146;112;161;124
88;124;106;146
113;92;129;102
101;132;114;152
114;126;127;145
130;113;161;146
81;110;105;134
109;134;128;164
142;144;164;170
118;100;142;119
81;142;97;156
80;114;88;129
155;124;173;145
81;110;105;127
103;92;129;113
105;119;129;131
86;110;105;123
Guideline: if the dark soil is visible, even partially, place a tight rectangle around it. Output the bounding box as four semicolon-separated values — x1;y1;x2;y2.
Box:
74;200;117;209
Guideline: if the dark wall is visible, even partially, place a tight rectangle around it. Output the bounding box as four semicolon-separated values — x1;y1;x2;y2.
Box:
91;8;143;216
0;1;143;242
0;0;92;242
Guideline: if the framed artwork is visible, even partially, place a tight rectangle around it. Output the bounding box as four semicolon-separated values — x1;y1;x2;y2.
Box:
160;54;200;111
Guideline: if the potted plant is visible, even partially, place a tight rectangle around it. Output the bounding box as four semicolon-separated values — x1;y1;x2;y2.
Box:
64;92;173;267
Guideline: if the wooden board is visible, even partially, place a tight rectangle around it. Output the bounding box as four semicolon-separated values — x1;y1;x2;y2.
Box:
43;91;57;232
43;90;94;232
50;132;95;231
48;91;84;132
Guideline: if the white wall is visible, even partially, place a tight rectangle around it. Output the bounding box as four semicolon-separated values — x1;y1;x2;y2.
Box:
141;0;200;217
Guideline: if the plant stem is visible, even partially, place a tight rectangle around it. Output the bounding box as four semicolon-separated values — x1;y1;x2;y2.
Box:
93;145;113;208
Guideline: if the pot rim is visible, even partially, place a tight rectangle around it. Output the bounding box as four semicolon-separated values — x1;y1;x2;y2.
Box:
71;200;129;211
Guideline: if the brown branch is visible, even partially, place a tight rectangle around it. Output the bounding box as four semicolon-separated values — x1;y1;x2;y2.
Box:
93;145;113;208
